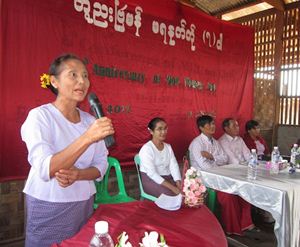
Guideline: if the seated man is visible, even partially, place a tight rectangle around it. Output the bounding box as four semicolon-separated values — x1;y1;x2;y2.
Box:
189;115;228;170
219;118;251;165
221;118;274;225
189;115;257;235
218;118;259;234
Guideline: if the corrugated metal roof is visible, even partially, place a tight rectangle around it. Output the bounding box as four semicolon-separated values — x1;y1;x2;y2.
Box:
182;0;300;20
191;0;256;15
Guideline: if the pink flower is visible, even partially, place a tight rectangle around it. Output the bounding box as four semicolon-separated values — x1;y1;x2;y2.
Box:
199;185;206;193
194;190;201;196
190;184;196;191
191;196;198;204
187;191;195;198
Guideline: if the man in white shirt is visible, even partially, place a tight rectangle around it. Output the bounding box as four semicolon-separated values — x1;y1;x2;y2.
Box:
216;117;258;235
189;115;228;170
189;115;257;235
218;118;251;165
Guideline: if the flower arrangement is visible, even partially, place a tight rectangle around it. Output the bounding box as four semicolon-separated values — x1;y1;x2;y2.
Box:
182;167;206;207
40;73;51;89
115;231;168;247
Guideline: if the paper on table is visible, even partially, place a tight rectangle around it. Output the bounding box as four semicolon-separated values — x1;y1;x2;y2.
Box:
154;193;182;211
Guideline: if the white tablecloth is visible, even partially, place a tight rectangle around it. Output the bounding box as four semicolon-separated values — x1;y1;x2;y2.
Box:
200;164;300;247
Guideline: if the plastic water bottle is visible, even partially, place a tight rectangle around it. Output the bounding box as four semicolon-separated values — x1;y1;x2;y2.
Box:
290;144;298;167
89;221;102;247
271;146;280;174
89;221;114;247
247;149;258;180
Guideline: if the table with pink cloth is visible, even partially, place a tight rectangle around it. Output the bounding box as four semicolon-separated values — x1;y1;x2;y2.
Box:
52;200;227;247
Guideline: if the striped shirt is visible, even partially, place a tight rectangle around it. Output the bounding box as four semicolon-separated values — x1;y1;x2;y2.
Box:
189;133;228;170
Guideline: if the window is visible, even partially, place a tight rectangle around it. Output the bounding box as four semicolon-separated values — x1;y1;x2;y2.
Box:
279;7;300;125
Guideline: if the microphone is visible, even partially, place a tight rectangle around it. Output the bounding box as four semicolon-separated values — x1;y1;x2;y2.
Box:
87;92;115;148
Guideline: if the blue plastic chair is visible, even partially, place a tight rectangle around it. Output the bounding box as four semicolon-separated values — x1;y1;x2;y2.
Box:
134;154;157;202
93;156;135;209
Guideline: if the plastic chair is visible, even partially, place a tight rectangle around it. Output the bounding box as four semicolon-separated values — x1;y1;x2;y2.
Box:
134;154;157;202
184;150;217;214
206;188;217;213
93;156;135;209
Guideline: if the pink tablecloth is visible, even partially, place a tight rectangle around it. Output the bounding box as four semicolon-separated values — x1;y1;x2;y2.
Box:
53;200;226;247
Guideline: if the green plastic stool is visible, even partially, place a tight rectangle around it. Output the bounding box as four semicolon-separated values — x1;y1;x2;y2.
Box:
206;187;217;214
134;154;157;202
93;156;135;209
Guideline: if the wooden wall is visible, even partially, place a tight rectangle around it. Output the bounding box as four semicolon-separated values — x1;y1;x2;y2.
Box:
235;2;299;148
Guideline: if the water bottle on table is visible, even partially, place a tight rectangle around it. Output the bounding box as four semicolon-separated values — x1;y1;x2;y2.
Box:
89;221;114;247
290;144;298;166
289;144;298;173
270;146;280;175
247;149;258;180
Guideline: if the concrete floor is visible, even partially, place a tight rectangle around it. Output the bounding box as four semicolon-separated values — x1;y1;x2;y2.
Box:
227;211;277;247
228;225;276;247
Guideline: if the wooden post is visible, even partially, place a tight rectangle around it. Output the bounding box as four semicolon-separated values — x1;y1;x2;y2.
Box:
272;9;284;147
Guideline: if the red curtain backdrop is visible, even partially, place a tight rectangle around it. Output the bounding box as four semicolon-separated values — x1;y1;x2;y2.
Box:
0;0;254;181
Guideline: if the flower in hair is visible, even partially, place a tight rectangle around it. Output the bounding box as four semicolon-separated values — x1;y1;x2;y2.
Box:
40;73;51;89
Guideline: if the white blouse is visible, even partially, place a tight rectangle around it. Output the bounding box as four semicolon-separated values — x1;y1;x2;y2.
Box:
139;141;181;184
21;103;108;202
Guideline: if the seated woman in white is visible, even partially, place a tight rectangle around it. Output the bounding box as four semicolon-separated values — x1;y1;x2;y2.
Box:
139;117;181;197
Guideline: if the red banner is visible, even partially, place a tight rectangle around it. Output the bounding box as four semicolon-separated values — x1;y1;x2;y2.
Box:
0;0;254;181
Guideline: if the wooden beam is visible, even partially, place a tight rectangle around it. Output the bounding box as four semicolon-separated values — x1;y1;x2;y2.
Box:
214;0;286;19
272;9;284;146
286;1;300;10
264;0;285;11
231;7;277;23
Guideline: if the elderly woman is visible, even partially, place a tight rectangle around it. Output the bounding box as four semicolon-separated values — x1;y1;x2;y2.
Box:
139;117;182;197
243;120;270;160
